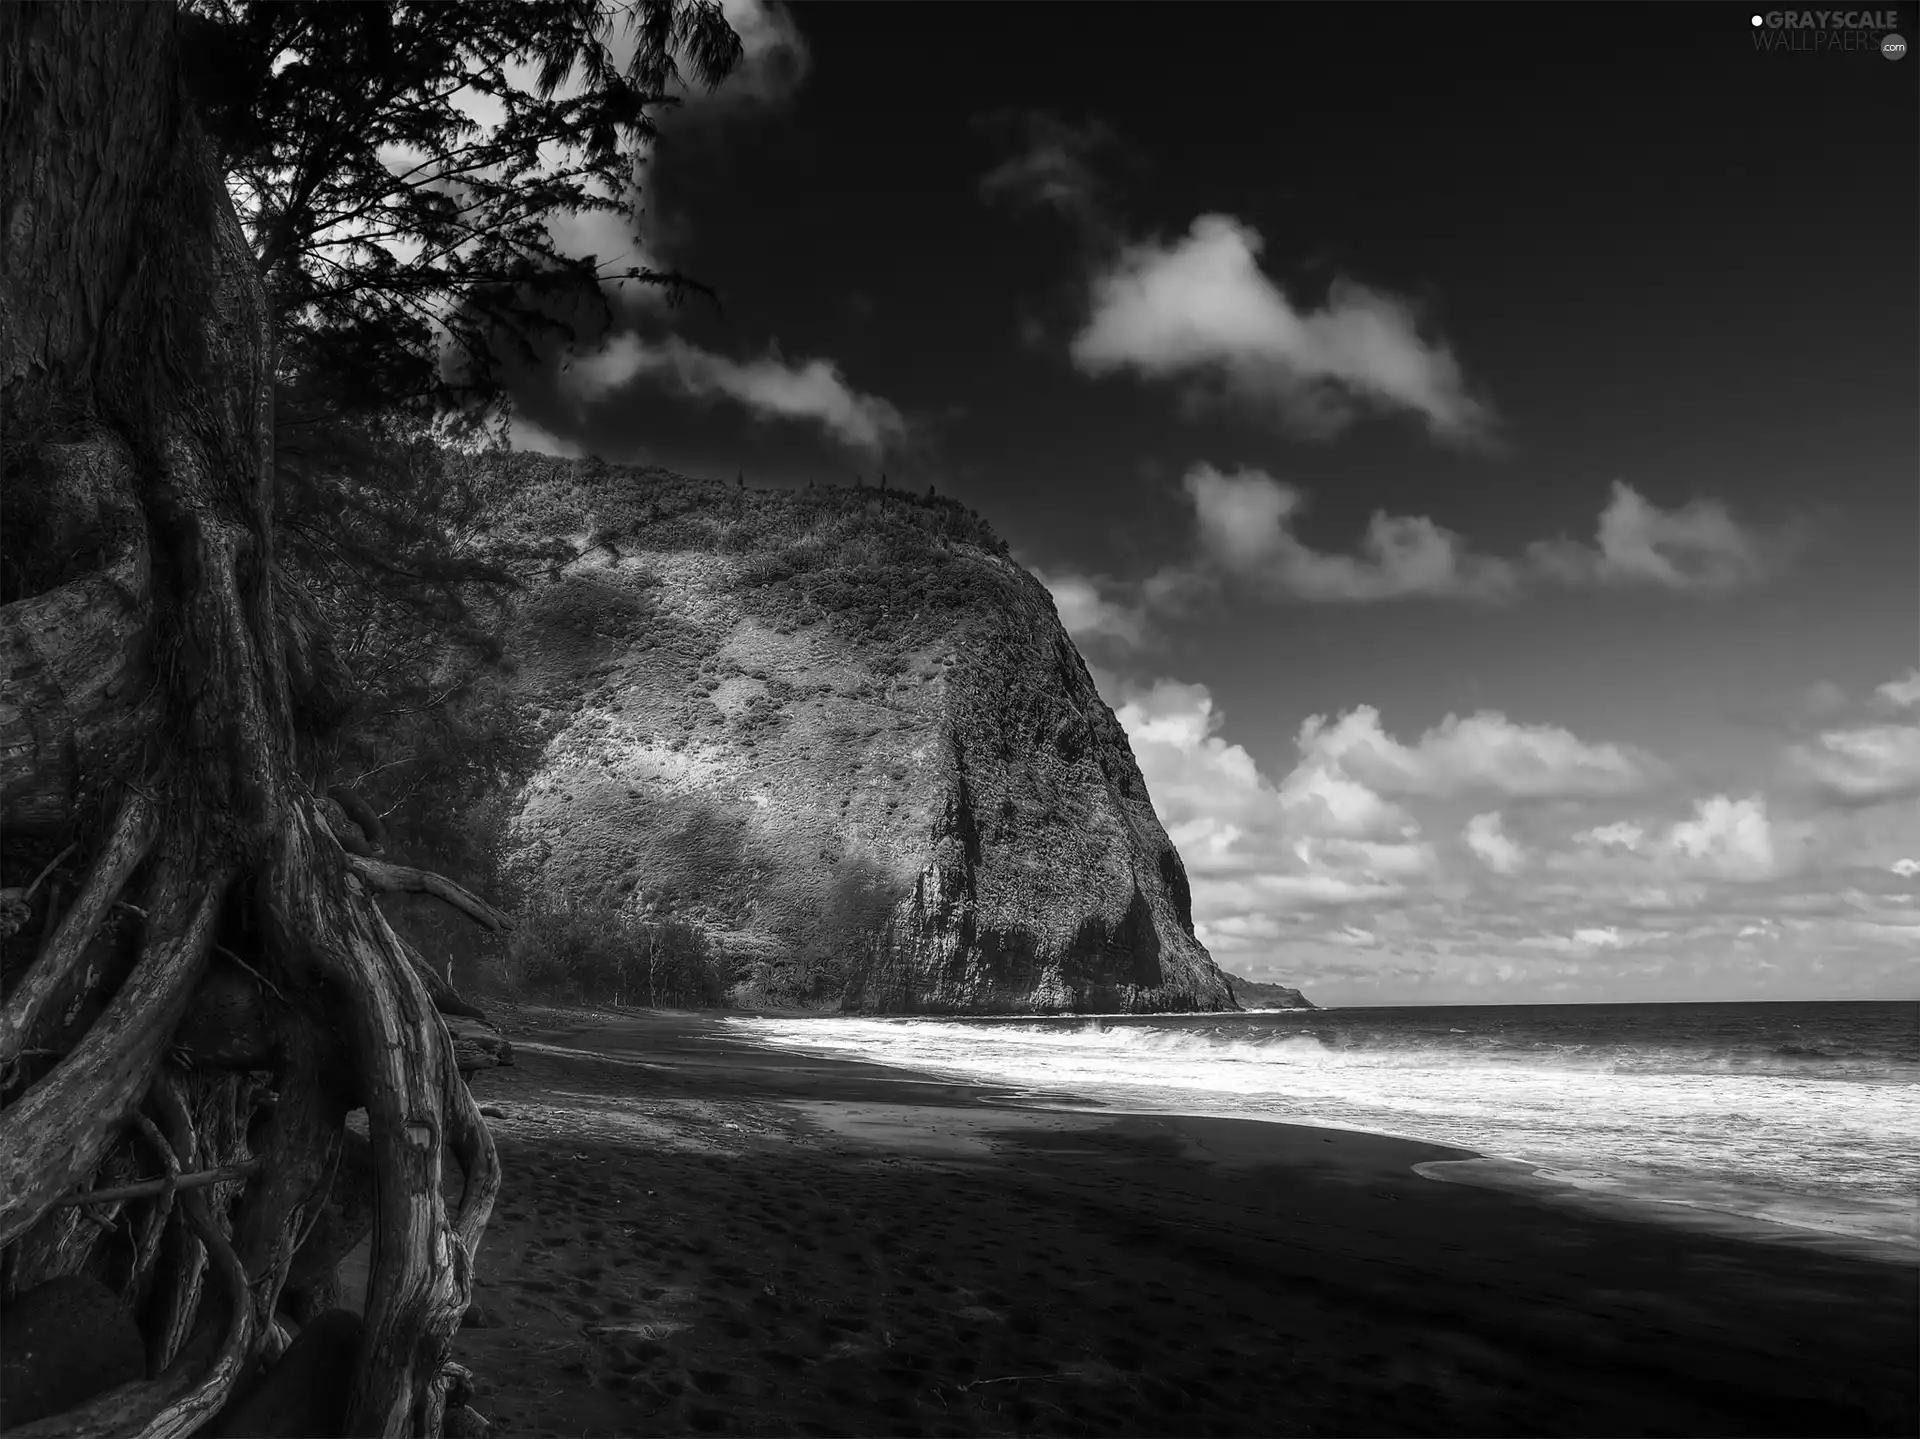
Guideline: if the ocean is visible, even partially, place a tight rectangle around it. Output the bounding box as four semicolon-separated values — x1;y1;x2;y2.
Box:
725;1000;1919;1249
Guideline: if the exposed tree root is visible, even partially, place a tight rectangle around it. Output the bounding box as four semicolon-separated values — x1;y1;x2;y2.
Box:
2;9;514;1433
0;790;157;1071
344;854;514;933
0;867;228;1246
0;842;76;938
9;1188;257;1439
50;1163;260;1209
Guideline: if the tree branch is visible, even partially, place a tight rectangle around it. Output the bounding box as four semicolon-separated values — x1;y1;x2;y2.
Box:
52;1162;261;1208
344;854;513;931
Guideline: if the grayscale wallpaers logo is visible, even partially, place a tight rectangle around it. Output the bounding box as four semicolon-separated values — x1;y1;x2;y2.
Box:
1750;10;1907;53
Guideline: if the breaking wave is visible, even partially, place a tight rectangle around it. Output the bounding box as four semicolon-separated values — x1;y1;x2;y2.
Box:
726;1000;1920;1247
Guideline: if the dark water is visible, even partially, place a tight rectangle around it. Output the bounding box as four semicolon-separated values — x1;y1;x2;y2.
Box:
732;1000;1920;1246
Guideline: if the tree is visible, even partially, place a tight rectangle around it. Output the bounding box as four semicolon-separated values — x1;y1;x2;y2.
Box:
185;0;744;424
0;2;740;1434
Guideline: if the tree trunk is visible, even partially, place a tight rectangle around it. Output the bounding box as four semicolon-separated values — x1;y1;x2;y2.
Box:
1;6;503;1435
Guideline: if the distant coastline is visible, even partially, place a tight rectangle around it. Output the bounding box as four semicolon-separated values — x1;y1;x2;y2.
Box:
1222;972;1315;1009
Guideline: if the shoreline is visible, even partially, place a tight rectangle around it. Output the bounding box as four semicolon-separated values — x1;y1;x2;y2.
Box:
715;1005;1920;1261
435;1004;1916;1436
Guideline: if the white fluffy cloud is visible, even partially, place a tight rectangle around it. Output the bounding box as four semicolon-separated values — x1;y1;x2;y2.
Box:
1296;704;1657;799
1043;467;1786;631
704;0;811;107
1876;671;1920;710
1111;680;1435;913
1568;796;1782;881
1578;820;1648;851
1037;571;1148;649
1784;670;1920;805
1275;755;1416;841
1172;465;1779;607
561;333;907;452
1463;812;1526;875
1112;679;1675;967
1518;926;1642;956
1668;795;1779;880
504;411;588;458
1104;675;1913;1002
1788;725;1920;804
1527;481;1778;593
1184;465;1516;601
1071;216;1491;442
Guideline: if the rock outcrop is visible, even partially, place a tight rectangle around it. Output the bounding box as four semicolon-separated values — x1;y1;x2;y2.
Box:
488;457;1247;1014
1222;973;1315;1010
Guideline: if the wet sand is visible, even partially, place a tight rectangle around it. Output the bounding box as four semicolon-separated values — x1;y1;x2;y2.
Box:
434;1007;1916;1437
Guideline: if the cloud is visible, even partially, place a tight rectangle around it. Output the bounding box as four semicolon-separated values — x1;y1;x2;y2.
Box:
1071;215;1491;442
1168;465;1783;608
704;0;810;107
561;333;907;452
1464;812;1527;875
533;1;808;312
1566;795;1783;881
1037;570;1148;649
1275;754;1416;841
1183;464;1516;602
1110;679;1435;910
1577;820;1648;851
1781;670;1920;806
592;0;810;107
1103;671;1911;1002
976;111;1120;227
1787;723;1920;804
1667;795;1778;881
505;411;588;458
1877;670;1920;710
1295;704;1658;799
1518;926;1642;956
1527;481;1779;593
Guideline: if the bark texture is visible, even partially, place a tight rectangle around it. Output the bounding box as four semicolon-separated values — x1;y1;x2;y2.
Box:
1;6;505;1434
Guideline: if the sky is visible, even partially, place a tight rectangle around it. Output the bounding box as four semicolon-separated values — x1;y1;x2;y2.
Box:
503;3;1918;1007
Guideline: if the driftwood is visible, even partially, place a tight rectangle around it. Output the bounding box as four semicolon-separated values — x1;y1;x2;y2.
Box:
446;1017;514;1076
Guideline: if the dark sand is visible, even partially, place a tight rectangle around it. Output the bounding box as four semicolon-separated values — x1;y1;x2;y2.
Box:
423;1007;1915;1437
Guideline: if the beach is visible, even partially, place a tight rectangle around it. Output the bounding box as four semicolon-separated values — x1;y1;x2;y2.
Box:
426;1007;1917;1437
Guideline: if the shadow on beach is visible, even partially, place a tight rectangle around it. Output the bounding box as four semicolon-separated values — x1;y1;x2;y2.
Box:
405;1007;1918;1437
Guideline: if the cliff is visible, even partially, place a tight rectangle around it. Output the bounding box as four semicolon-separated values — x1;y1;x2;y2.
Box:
1222;974;1315;1010
480;455;1242;1014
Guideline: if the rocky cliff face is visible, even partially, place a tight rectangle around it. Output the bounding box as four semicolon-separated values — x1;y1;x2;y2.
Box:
487;456;1241;1014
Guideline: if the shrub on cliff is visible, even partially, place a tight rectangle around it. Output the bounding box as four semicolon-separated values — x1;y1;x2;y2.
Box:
505;894;725;1008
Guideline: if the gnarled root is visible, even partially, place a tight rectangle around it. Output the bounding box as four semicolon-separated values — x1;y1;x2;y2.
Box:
262;808;501;1434
1;10;512;1432
2;805;509;1436
7;1185;255;1439
344;854;513;933
0;788;158;1074
0;858;228;1247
